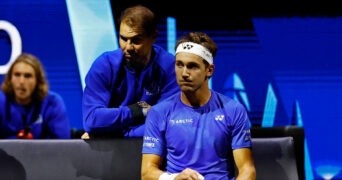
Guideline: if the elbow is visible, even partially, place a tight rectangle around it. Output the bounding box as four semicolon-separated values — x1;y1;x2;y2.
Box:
237;166;256;180
141;163;151;180
83;115;94;132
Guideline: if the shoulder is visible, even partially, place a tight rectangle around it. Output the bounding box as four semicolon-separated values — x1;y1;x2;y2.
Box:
151;93;179;111
0;91;6;103
152;45;175;67
0;91;6;99
213;91;246;110
44;91;65;104
212;91;232;102
97;49;123;60
91;49;124;68
87;49;124;76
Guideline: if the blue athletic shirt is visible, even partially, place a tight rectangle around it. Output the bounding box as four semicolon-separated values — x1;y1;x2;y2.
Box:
0;91;70;139
82;44;179;137
142;91;252;180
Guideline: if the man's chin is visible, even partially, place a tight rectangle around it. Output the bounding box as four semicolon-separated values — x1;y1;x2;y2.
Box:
180;86;194;92
124;57;132;62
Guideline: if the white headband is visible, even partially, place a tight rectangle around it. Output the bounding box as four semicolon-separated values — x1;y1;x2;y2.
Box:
175;42;213;65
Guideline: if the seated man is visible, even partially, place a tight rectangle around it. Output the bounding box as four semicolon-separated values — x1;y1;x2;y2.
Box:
0;53;70;139
81;5;179;138
141;32;256;180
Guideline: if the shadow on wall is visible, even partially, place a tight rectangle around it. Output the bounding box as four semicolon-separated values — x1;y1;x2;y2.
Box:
0;149;26;180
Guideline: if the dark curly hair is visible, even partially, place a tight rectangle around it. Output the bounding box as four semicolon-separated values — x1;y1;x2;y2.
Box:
175;32;218;66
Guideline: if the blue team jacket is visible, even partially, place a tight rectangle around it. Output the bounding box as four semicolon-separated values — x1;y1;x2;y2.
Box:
82;44;179;137
0;91;70;139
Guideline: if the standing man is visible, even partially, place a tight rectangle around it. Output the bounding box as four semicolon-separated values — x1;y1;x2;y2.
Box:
141;32;256;179
0;53;70;139
82;5;179;138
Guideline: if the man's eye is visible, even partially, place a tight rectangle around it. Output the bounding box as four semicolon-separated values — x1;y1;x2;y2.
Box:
120;36;128;42
131;38;143;44
187;65;196;69
176;63;183;67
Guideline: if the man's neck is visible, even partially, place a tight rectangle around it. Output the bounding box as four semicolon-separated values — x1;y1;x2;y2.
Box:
181;89;211;107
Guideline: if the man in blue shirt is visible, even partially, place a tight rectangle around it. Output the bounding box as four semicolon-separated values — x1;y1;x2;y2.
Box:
0;53;70;139
82;5;179;138
142;32;256;179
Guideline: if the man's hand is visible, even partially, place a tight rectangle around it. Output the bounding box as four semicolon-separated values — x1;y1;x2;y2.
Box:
81;132;90;139
174;168;205;180
137;101;151;116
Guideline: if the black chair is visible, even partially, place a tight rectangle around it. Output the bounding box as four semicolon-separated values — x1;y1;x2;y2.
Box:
251;125;305;180
252;137;299;180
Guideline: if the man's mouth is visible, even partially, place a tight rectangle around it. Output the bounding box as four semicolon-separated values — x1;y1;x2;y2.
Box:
124;54;132;58
16;88;26;93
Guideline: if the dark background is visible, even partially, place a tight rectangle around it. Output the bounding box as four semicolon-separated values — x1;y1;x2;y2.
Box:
110;0;341;30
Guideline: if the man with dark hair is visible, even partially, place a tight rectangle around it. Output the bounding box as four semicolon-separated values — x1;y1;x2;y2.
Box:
141;32;256;180
82;5;179;138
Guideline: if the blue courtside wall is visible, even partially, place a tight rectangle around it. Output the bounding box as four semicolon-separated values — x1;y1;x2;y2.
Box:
211;17;342;179
255;17;342;179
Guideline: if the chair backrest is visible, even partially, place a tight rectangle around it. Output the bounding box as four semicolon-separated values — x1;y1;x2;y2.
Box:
252;137;299;180
0;139;143;180
251;125;305;180
0;137;299;179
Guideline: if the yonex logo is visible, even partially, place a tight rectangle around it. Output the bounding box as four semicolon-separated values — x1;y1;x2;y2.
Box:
215;115;224;121
183;44;193;50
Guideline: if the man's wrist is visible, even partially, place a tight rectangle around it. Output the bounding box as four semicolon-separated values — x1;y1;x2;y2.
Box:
137;101;149;116
159;172;179;180
142;107;148;116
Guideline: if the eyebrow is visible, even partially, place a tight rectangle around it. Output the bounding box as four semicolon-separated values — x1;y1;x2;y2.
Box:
120;34;144;39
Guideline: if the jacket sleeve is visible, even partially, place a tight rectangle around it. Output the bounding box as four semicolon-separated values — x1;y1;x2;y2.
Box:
82;55;134;134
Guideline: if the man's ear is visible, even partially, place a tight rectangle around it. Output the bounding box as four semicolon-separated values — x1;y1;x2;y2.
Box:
207;64;215;77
